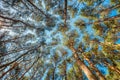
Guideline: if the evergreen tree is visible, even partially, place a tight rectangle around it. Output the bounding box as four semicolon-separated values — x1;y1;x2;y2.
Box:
0;0;120;80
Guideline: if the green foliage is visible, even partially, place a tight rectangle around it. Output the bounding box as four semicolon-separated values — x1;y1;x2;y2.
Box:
0;0;120;80
74;19;86;30
68;6;78;18
113;60;120;69
106;69;120;80
22;76;30;80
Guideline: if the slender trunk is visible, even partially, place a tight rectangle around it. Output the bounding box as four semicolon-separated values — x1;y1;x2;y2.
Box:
74;53;97;80
64;0;67;26
84;55;106;80
69;41;97;80
52;67;55;80
104;61;120;75
18;57;39;80
64;61;67;80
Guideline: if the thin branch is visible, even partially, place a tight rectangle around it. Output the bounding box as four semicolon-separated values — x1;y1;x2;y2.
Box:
0;61;22;79
29;69;38;80
97;3;120;14
0;50;32;68
104;61;120;75
0;15;33;27
79;14;120;26
27;0;49;18
18;57;39;80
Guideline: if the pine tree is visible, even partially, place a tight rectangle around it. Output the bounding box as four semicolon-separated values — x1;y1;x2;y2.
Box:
0;0;120;80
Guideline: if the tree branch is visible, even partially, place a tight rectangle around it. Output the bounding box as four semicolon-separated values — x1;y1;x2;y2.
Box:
27;0;49;18
0;15;33;27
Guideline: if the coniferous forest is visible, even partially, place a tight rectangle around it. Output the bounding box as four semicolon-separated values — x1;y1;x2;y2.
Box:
0;0;120;80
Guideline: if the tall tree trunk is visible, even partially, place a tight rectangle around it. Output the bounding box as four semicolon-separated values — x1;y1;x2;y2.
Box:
52;67;56;80
69;41;97;80
64;61;67;80
64;0;67;26
74;53;97;80
84;55;106;80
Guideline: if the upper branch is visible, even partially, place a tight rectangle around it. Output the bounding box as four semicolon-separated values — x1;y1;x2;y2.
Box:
27;0;49;18
0;15;33;27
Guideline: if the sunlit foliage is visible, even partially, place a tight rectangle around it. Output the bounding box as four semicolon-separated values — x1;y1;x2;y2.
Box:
0;0;120;80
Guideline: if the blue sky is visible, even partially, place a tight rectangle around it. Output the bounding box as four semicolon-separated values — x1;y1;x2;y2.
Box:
0;0;119;79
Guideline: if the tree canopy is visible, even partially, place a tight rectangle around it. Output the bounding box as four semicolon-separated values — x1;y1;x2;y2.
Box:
0;0;120;80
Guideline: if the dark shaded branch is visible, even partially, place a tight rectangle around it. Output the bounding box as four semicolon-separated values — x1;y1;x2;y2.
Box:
97;3;120;14
29;69;38;80
0;61;22;79
79;14;120;26
18;57;39;80
104;61;120;75
0;43;41;59
0;15;33;27
92;14;120;24
8;58;36;80
27;0;49;18
0;50;32;68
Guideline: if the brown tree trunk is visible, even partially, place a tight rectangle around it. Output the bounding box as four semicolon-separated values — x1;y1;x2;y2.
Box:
74;53;97;80
69;41;97;80
84;55;106;80
104;61;120;75
64;61;67;80
64;0;67;26
52;67;56;80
